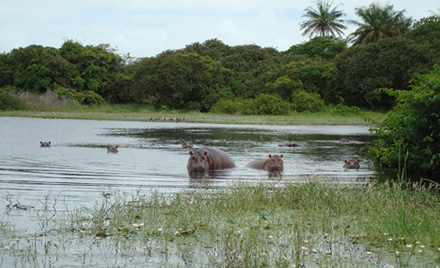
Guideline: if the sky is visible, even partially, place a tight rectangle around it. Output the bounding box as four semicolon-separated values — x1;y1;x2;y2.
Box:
1;0;438;58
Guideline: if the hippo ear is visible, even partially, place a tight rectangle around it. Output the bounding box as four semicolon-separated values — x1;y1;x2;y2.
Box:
344;160;349;164
280;154;283;158
189;151;193;155
268;154;272;158
203;152;208;156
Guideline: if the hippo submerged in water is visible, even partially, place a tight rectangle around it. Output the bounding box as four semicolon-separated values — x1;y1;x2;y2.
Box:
344;160;360;169
187;147;235;174
107;145;119;153
246;154;284;172
182;140;194;149
40;141;51;147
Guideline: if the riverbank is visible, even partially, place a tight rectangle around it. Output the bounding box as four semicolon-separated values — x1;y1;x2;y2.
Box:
0;108;384;125
2;178;439;267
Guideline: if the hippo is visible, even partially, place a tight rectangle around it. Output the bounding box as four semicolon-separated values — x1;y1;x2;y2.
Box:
40;141;51;147
246;154;284;172
187;147;235;173
278;143;300;147
340;139;350;143
182;140;194;149
344;160;360;169
107;145;119;153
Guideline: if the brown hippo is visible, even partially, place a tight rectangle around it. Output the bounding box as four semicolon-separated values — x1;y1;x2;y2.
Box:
278;143;300;147
246;154;284;172
344;160;360;169
187;147;235;173
182;140;194;149
107;145;119;153
40;141;51;147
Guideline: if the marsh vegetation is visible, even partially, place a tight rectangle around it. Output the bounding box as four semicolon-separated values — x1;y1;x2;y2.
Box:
1;178;439;267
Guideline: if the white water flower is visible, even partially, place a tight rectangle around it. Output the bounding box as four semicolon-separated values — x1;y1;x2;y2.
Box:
383;233;389;236
367;251;373;255
175;231;180;236
420;245;425;248
388;238;393;241
133;223;144;228
395;251;400;256
406;244;413;248
157;228;163;232
268;235;273;239
418;249;423;253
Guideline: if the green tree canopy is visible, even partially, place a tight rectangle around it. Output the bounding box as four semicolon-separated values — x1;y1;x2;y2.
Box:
406;16;440;59
334;37;434;107
366;65;440;181
299;0;347;38
348;3;412;45
285;36;346;60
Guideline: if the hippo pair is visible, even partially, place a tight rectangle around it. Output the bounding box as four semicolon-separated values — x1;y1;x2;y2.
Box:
187;147;283;174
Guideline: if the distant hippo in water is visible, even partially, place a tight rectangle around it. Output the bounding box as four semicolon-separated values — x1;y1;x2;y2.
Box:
278;143;300;147
182;140;194;149
107;145;119;153
40;141;51;147
344;160;360;169
246;154;284;172
187;147;235;173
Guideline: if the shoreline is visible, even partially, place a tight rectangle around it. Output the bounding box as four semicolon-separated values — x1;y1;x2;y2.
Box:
0;110;384;126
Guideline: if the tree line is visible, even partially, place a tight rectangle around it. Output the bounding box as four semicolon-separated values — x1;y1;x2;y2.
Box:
0;2;439;113
0;2;439;180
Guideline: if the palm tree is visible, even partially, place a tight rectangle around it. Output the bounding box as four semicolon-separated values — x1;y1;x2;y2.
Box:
299;0;347;38
348;3;412;45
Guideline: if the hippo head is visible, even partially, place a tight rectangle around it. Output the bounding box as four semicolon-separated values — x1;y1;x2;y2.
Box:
344;160;360;169
264;154;284;172
187;151;209;173
107;145;119;153
40;141;51;147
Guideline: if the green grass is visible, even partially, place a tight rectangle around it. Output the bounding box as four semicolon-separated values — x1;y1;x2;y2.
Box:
0;103;385;125
2;179;439;267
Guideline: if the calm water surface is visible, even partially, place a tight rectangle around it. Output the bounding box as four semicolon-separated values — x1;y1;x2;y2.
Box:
0;117;377;211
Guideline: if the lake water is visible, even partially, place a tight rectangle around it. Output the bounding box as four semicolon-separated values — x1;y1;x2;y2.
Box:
0;117;377;210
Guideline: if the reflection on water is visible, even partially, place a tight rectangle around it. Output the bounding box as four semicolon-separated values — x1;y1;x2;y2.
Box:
0;117;377;209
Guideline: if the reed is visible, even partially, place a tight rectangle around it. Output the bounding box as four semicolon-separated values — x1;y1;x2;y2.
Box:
1;178;439;267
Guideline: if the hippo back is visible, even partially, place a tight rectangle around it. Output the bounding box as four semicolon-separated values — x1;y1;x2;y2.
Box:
187;147;235;172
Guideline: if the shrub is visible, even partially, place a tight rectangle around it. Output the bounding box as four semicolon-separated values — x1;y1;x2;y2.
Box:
0;87;21;110
247;94;289;115
324;103;360;115
54;85;105;105
366;65;440;181
291;90;325;112
210;99;243;114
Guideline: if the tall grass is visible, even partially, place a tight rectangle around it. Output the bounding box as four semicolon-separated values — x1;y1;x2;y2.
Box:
0;179;431;267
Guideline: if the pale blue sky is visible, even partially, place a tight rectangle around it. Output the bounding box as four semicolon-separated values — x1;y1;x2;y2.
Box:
1;0;438;58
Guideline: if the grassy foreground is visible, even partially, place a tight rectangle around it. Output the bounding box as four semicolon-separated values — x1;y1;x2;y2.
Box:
0;103;384;125
2;178;439;267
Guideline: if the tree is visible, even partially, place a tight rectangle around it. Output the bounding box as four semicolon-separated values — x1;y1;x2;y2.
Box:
366;65;440;181
285;36;346;60
348;3;412;45
299;0;347;38
334;37;434;107
132;52;230;111
406;16;440;58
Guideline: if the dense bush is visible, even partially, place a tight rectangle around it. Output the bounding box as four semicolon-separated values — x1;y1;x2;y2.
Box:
54;85;105;105
210;94;289;115
366;65;440;181
291;90;325;113
0;87;21;110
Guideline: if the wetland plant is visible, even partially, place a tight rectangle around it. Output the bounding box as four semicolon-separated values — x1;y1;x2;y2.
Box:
1;178;439;267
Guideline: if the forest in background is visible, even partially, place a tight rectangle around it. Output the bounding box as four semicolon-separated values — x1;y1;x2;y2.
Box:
1;3;440;181
0;14;439;115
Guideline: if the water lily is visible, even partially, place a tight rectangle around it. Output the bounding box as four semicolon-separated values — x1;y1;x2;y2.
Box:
157;228;163;232
406;244;412;248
